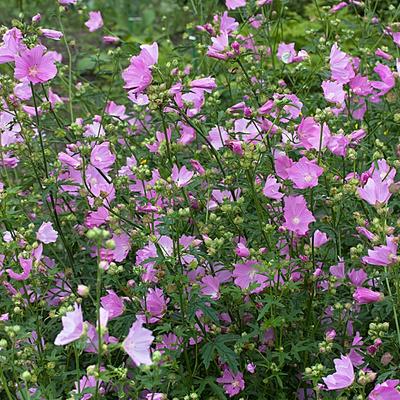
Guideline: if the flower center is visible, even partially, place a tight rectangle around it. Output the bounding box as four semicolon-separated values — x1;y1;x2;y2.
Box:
292;217;300;225
304;174;313;182
29;65;38;77
232;380;240;388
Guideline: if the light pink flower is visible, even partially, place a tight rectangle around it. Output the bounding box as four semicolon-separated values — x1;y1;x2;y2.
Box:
329;43;355;84
362;236;398;266
226;0;246;9
283;195;315;236
6;257;32;281
90;142;115;172
122;56;152;94
322;80;346;104
40;29;63;41
14;46;57;84
322;355;354;390
369;380;400;400
233;260;268;293
262;175;284;200
313;230;329;248
277;42;296;64
85;11;103;32
207;32;230;60
122;320;154;366
144;288;168;323
371;63;395;96
207;126;229;150
287;157;324;189
358;176;392;206
54;304;84;345
36;222;58;244
171;164;194;187
101;290;125;320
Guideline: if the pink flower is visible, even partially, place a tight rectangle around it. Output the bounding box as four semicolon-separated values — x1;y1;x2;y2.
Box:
358;176;392;206
144;288;168;323
313;230;329;248
322;80;346;104
171;164;194;187
277;42;296;64
283;195;315;236
101;290;125;320
226;0;246;9
329;43;355;84
36;222;58;244
262;175;284;200
235;242;250;258
200;275;221;299
122;320;154;366
40;29;63;41
363;237;398;266
85;11;103;32
371;63;395;96
327;134;350;157
322;355;354;390
190;77;216;92
287;157;324;189
233;260;268;293
14;46;57;84
217;369;245;397
59;0;77;4
7;257;32;281
348;269;368;287
54;304;84;345
0;28;26;64
369;380;400;400
207;126;229;150
353;288;384;304
122;52;153;94
90;142;115;172
207;32;230;60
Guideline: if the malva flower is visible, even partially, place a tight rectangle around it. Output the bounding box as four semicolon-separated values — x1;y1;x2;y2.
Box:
36;221;58;244
358;175;392;206
122;319;154;366
368;380;400;400
54;303;84;346
100;290;125;320
262;175;284;200
171;164;194;187
207;32;230;60
329;43;355;84
217;368;245;397
286;157;324;189
90;142;116;173
226;0;246;10
200;275;221;300
353;287;384;305
322;355;354;390
277;42;296;64
322;80;346;104
283;195;315;236
362;236;398;266
85;11;104;32
233;260;268;293
14;46;57;84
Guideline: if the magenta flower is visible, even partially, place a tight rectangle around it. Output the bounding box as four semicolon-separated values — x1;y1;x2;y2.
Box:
36;221;58;244
262;175;284;200
122;320;154;366
369;380;400;400
100;290;125;320
371;64;395;96
217;369;245;397
322;355;354;390
363;237;398;266
40;29;63;41
54;304;84;346
283;195;315;236
0;28;26;64
85;11;103;32
190;77;217;92
353;288;384;305
329;43;355;84
14;46;57;84
171;164;194;187
287;157;324;189
322;80;346;104
226;0;246;9
123;57;152;94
